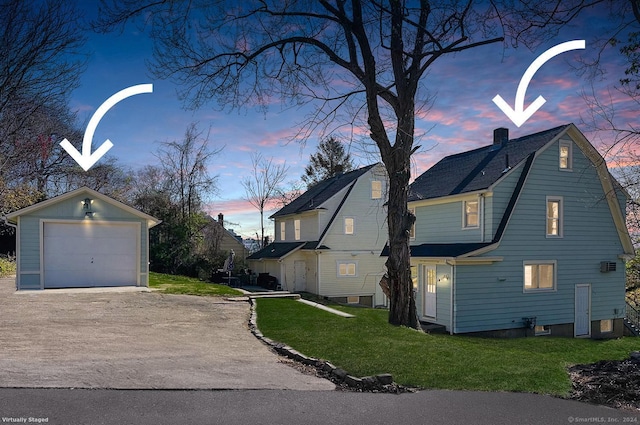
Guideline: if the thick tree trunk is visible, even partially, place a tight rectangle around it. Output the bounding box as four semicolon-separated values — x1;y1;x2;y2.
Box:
383;144;419;329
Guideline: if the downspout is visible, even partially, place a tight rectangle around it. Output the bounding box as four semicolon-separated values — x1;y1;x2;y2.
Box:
2;216;17;230
479;194;485;242
447;259;456;335
449;265;456;335
3;216;18;290
316;251;321;296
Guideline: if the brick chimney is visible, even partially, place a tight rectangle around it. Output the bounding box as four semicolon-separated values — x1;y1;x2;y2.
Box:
218;213;224;228
493;127;509;146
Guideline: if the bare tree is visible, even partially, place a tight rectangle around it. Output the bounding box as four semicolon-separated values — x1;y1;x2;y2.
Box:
0;0;86;139
155;123;221;220
242;153;288;248
275;180;305;208
95;0;594;328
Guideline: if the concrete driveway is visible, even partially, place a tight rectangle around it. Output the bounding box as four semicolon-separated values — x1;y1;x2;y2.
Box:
0;277;334;390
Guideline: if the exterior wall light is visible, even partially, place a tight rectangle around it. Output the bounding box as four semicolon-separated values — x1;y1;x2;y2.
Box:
83;198;94;218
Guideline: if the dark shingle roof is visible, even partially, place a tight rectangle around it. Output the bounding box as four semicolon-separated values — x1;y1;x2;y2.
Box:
247;242;305;260
271;163;379;218
409;125;569;201
381;242;493;258
246;241;326;260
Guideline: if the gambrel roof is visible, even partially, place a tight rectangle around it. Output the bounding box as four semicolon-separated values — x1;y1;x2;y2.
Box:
271;163;378;218
403;124;634;259
409;125;569;201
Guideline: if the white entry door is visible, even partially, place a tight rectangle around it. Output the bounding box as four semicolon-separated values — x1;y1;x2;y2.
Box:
43;222;138;288
575;284;591;337
423;265;437;318
294;260;306;292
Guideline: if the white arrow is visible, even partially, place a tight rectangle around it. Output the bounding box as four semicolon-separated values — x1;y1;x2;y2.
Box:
60;84;153;171
492;40;585;127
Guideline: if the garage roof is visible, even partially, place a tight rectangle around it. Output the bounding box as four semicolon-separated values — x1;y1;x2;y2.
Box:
5;186;161;228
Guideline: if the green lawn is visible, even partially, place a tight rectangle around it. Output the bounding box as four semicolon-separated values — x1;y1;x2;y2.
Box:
256;297;639;396
149;272;244;297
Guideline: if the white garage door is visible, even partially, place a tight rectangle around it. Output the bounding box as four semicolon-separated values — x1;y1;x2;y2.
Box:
43;222;138;288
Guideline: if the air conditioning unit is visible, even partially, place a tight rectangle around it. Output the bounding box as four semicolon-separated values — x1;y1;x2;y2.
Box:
600;261;617;272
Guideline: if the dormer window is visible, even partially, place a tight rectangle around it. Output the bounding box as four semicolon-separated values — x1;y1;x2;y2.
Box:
408;207;416;239
371;180;382;199
559;140;572;170
294;219;301;240
463;200;479;228
344;217;355;235
546;197;563;237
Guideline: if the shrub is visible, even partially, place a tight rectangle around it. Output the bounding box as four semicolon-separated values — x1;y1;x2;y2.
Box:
0;255;16;277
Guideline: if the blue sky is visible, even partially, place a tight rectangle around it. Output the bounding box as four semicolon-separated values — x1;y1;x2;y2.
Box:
68;2;635;239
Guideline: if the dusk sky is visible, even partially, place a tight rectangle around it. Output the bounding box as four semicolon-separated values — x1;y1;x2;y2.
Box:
68;2;636;239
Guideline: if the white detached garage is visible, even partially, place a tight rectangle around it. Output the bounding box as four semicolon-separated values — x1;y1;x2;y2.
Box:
6;187;160;290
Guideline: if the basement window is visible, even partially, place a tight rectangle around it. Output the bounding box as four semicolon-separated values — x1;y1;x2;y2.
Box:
600;319;613;333
534;325;551;336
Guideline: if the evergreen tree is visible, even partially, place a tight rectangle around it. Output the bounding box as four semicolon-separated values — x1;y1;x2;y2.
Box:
302;137;354;187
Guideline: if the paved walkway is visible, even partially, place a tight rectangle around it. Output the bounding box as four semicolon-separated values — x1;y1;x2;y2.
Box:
0;277;334;390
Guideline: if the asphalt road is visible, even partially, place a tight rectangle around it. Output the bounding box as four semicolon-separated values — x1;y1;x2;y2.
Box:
1;388;638;425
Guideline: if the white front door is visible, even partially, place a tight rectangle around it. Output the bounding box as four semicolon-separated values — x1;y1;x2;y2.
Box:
575;284;591;337
294;260;306;292
423;265;437;318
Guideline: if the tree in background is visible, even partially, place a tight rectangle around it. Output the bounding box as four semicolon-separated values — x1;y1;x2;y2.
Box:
242;153;288;248
95;0;598;329
0;0;86;137
130;123;221;276
302;136;354;187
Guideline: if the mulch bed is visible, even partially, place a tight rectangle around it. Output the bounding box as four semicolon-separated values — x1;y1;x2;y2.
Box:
568;353;640;411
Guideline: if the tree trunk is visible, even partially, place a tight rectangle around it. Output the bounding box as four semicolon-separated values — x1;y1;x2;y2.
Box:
384;153;419;329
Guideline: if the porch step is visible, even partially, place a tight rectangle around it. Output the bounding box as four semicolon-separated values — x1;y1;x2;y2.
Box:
248;292;301;300
624;318;639;337
420;322;447;334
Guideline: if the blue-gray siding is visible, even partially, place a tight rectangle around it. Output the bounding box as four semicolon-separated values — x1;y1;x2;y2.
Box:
17;193;149;289
454;138;626;333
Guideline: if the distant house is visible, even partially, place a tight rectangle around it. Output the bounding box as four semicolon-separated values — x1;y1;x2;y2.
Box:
248;163;389;306
402;124;633;338
210;213;248;262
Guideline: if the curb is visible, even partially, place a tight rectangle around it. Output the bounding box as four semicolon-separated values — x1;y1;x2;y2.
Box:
248;298;412;393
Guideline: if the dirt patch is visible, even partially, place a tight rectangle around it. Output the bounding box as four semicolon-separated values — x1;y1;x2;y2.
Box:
568;353;640;412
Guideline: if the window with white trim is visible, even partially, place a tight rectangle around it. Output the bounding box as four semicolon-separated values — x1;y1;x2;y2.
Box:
294;219;301;240
280;222;286;241
546;197;563;237
559;140;572;170
408;207;416;239
371;180;382;199
524;262;556;291
463;200;479;228
344;217;354;235
337;261;357;277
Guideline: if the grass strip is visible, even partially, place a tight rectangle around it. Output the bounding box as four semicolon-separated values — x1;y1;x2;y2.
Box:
256;297;638;396
149;272;244;297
